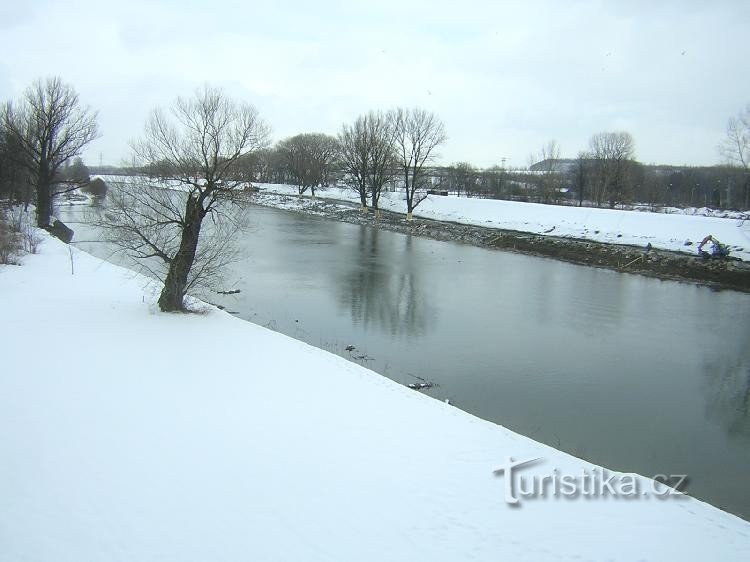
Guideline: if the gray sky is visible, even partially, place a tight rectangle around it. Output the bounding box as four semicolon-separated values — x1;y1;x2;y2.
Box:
1;0;748;168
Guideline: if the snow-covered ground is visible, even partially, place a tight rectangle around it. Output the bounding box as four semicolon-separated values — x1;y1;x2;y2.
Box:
1;232;749;561
254;183;750;261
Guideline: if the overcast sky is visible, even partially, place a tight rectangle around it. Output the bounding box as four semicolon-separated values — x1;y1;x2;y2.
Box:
1;0;748;168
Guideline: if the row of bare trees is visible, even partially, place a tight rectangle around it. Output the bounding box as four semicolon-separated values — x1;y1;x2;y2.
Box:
339;111;393;214
508;123;749;210
235;108;448;219
338;108;447;218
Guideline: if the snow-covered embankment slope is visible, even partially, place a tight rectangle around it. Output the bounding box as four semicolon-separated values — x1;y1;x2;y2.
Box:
1;235;749;561
255;182;750;261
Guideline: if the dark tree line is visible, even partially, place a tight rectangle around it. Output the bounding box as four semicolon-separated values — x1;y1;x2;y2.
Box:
1;77;99;226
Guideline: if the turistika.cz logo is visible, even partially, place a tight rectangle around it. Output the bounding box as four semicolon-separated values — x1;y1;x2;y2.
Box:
493;457;688;506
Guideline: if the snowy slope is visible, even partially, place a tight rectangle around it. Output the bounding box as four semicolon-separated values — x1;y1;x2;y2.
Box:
2;234;749;561
254;183;750;261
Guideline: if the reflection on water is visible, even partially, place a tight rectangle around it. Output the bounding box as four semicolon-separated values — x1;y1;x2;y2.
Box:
58;201;750;521
337;226;432;337
703;357;750;439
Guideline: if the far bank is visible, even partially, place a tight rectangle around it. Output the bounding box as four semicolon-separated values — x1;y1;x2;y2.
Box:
249;190;750;293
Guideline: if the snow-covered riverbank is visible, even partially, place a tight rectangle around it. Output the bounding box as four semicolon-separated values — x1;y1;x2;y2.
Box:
254;182;750;262
2;233;749;561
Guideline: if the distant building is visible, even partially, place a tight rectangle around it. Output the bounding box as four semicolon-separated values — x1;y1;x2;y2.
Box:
528;159;578;174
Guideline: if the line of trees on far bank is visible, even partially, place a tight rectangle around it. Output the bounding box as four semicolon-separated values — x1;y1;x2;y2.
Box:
227;107;448;218
176;114;750;213
4;77;747;230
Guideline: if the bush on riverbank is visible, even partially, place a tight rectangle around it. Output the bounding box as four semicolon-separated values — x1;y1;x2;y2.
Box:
0;207;43;264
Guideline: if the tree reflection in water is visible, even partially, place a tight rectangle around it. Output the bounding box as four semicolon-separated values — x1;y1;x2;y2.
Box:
338;226;431;338
703;356;750;440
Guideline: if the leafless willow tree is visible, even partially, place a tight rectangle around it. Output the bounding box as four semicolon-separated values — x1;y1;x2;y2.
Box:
277;133;339;197
720;104;750;210
588;131;635;207
98;86;270;312
390;108;447;219
1;77;99;226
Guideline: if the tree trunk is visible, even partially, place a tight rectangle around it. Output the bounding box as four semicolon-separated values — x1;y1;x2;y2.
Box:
157;197;204;312
406;212;413;220
36;165;52;227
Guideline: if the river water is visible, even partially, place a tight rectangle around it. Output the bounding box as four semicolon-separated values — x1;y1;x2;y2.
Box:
60;201;750;520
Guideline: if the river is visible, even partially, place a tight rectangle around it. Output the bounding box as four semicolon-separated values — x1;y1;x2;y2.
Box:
59;200;750;520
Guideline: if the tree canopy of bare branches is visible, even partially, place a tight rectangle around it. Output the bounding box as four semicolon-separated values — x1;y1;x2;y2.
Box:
99;85;270;312
1;77;99;226
390;108;447;219
588;131;635;207
0;123;32;205
571;151;591;207
533;140;562;203
446;162;477;198
339;111;396;215
339;116;371;210
277;133;339;197
364;111;396;214
721;104;750;209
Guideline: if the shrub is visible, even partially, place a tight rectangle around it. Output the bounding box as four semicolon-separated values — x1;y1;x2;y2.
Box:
0;208;43;264
82;177;108;196
0;211;22;264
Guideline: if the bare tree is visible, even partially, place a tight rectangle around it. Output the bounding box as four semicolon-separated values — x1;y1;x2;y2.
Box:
390;108;447;219
364;111;396;216
720;104;750;209
339;111;396;215
0;124;32;206
571;151;591;207
588;131;635;207
277;133;339;197
447;162;477;198
98;85;270;312
2;77;99;227
534;140;561;203
338;116;370;211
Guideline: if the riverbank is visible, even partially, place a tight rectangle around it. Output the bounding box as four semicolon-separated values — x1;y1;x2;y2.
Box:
2;232;750;560
249;190;750;293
